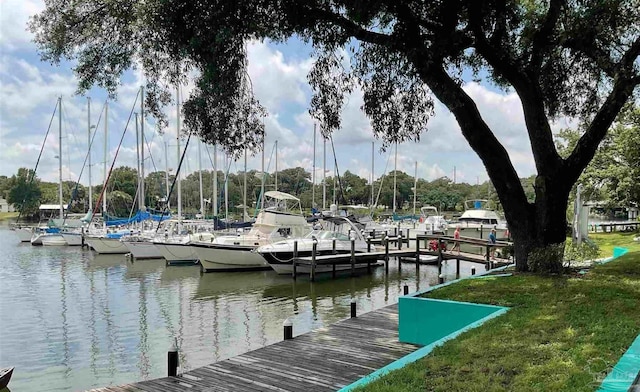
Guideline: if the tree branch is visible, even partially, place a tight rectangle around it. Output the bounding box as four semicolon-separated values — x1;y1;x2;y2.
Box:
530;0;564;70
409;58;530;223
303;6;394;47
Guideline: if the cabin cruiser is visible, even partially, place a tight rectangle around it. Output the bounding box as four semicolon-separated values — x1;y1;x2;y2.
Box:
447;200;508;239
191;191;312;272
257;216;378;275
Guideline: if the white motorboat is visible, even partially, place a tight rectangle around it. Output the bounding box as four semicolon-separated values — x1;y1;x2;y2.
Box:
191;191;311;272
257;216;378;275
447;199;508;239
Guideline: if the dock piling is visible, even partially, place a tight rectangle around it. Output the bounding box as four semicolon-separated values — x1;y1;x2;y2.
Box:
350;238;356;277
350;300;356;318
384;235;390;274
311;240;317;282
415;235;420;269
292;240;298;279
168;339;178;377
471;267;476;276
403;285;409;295
456;258;460;279
283;318;293;340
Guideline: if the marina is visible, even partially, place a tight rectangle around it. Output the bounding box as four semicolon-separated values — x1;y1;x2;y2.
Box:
0;223;488;391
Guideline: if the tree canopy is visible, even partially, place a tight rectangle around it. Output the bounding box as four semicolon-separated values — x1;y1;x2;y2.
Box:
30;1;640;271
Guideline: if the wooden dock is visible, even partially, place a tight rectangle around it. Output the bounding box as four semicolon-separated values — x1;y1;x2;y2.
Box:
89;304;418;392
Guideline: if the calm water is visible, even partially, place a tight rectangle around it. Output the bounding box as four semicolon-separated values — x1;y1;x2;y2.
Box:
0;224;482;391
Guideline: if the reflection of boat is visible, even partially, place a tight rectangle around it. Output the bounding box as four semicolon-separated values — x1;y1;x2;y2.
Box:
257;216;375;275
159;264;201;285
124;258;165;279
0;366;14;389
194;270;290;300
85;253;128;271
192;191;311;272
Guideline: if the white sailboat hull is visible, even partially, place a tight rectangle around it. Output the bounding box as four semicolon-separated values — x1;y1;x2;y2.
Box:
191;243;270;272
86;237;129;254
61;232;83;246
41;234;67;246
155;243;199;265
123;241;164;259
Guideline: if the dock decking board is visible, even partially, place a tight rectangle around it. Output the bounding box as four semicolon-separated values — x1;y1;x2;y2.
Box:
92;304;418;392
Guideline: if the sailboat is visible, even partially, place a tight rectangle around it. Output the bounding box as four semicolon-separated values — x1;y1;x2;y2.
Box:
39;97;68;246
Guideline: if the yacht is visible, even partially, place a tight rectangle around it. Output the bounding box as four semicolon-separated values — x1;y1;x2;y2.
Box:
191;191;311;272
447;200;507;239
257;216;378;275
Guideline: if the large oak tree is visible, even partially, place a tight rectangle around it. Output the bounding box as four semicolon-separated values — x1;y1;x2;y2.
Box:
30;0;640;272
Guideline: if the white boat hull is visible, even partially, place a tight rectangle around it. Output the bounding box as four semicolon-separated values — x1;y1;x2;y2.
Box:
86;237;129;254
123;241;164;259
155;243;199;265
14;228;33;242
30;233;45;246
61;232;83;246
41;234;68;246
192;243;270;272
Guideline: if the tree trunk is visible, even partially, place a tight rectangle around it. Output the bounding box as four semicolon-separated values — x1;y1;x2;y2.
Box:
505;175;569;273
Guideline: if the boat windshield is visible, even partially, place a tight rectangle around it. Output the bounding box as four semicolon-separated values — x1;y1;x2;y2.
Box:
305;230;351;241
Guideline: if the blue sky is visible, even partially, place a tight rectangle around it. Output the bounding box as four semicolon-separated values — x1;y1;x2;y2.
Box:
0;0;570;187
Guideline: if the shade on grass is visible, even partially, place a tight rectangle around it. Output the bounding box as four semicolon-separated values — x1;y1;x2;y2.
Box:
358;250;640;392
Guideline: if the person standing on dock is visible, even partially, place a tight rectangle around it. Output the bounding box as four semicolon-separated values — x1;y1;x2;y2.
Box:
451;226;461;255
489;228;497;259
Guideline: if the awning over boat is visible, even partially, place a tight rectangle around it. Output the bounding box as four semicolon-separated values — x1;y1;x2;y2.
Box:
264;191;300;201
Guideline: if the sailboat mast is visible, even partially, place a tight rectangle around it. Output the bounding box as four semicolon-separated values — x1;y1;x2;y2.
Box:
312;123;316;210
198;139;204;217
140;86;145;208
243;147;247;220
164;141;170;210
413;161;417;217
371;141;374;208
135;113;141;210
58;96;63;219
213;145;218;216
322;137;326;210
224;152;229;223
393;142;397;213
103;101;108;227
260;136;265;211
274;140;278;192
87;97;92;213
176;87;182;231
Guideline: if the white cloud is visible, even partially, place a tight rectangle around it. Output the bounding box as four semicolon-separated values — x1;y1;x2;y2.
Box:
0;0;43;51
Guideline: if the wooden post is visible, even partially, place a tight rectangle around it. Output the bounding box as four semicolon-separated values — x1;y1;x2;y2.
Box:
456;258;460;279
168;339;178;377
367;236;371;252
350;238;356;277
311;240;317;282
415;235;420;267
332;238;337;255
471;267;476;275
406;228;411;249
485;245;491;270
437;239;443;277
283;318;293;340
81;227;85;248
403;284;409;295
292;240;298;279
350;299;356;318
398;230;403;250
372;228;376;239
384;235;390;274
480;224;483;239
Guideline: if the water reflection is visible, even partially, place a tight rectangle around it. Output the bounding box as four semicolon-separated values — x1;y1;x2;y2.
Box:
0;226;458;391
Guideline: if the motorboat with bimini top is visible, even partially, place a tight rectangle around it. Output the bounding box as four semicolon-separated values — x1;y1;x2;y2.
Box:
191;191;312;272
257;216;380;275
447;199;508;239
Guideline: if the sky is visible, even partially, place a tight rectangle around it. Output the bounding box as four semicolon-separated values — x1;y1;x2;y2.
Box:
0;0;577;188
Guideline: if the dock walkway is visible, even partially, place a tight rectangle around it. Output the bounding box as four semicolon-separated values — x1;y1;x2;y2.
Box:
90;304;417;392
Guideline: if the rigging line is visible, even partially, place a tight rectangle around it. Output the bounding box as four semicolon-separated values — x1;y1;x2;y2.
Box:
373;148;393;215
155;133;192;233
15;100;59;224
329;135;347;206
92;91;141;218
62;104;106;224
253;141;276;216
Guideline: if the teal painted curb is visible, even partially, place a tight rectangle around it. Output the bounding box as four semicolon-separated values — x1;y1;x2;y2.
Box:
338;307;509;391
598;334;640;391
597;247;629;265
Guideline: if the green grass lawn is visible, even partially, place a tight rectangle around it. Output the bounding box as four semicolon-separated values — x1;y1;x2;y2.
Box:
0;212;18;221
590;231;640;257
358;243;640;391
